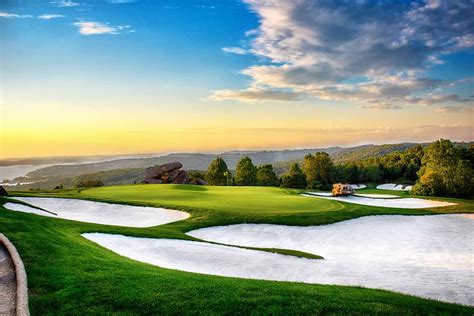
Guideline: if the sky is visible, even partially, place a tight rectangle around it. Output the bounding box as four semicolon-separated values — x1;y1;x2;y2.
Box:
1;0;473;158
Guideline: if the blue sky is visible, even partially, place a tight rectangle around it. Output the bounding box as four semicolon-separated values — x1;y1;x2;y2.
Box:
2;0;259;105
1;0;473;158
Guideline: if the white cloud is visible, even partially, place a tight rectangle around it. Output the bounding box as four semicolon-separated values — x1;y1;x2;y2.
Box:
73;21;134;35
211;0;474;108
0;11;33;18
222;47;247;55
74;21;117;35
107;0;138;3
208;88;302;102
51;0;79;7
38;14;65;20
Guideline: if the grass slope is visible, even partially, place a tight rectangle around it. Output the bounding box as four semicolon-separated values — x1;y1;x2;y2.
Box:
2;185;473;315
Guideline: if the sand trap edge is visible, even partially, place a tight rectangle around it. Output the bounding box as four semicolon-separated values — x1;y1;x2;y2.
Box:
0;233;29;316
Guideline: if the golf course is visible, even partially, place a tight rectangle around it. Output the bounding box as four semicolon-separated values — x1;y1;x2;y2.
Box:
1;184;473;315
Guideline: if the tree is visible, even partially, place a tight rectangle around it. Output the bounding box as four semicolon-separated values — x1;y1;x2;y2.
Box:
302;154;317;187
411;170;445;196
402;145;424;181
303;152;334;190
206;158;230;186
235;156;257;186
364;165;382;183
281;163;306;189
412;139;473;198
346;163;360;183
256;164;279;186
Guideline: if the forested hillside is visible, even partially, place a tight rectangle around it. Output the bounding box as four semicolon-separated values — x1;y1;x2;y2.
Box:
9;141;472;192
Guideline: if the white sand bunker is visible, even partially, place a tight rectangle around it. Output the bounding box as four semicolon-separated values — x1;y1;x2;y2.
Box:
354;193;400;199
189;214;474;306
302;192;455;209
377;183;413;191
83;233;312;281
350;184;366;189
83;214;474;306
4;197;189;227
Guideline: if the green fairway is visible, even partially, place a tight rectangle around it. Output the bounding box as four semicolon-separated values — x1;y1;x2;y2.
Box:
2;184;473;315
79;184;472;229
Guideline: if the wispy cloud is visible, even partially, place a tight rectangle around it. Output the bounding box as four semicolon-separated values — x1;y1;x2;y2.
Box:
360;104;403;111
107;0;138;3
0;11;32;18
208;88;302;102
435;105;474;113
211;0;474;109
73;21;133;35
51;0;79;7
222;47;247;55
406;94;473;106
38;14;65;20
195;5;216;9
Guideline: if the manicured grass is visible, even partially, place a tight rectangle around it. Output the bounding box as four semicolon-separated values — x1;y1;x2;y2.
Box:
252;247;324;260
2;184;474;315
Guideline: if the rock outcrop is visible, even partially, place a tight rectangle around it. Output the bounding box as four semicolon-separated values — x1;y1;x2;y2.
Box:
144;162;207;185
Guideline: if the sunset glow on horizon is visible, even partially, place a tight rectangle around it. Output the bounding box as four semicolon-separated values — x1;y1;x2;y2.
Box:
1;0;473;159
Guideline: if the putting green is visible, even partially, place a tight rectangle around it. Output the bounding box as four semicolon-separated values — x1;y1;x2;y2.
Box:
83;184;343;215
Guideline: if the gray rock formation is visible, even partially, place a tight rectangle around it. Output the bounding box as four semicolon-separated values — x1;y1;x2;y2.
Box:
143;162;205;185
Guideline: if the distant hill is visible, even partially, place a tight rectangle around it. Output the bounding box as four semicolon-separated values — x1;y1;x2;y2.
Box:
22;147;345;180
10;141;472;190
0;153;159;167
272;143;424;175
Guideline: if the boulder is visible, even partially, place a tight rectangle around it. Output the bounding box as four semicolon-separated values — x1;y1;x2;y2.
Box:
195;178;208;185
167;169;182;182
161;162;183;173
0;186;7;196
145;162;183;180
171;170;188;184
143;162;207;185
145;165;165;180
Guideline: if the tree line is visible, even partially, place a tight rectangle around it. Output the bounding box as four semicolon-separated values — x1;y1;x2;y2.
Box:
203;139;473;198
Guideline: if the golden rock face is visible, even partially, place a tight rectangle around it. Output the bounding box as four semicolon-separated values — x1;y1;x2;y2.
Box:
332;183;354;196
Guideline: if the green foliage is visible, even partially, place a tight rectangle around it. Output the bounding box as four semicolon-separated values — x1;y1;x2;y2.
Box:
75;179;103;188
256;164;279;187
412;140;473;198
206;158;231;186
188;170;206;180
333;145;424;184
235;156;257;186
303;152;334;190
281;163;306;189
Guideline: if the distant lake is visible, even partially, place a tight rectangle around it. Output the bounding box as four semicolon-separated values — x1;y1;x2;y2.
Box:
0;164;56;182
0;154;163;182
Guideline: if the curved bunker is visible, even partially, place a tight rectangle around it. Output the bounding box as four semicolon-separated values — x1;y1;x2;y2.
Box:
4;197;189;227
302;192;456;208
83;214;474;306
